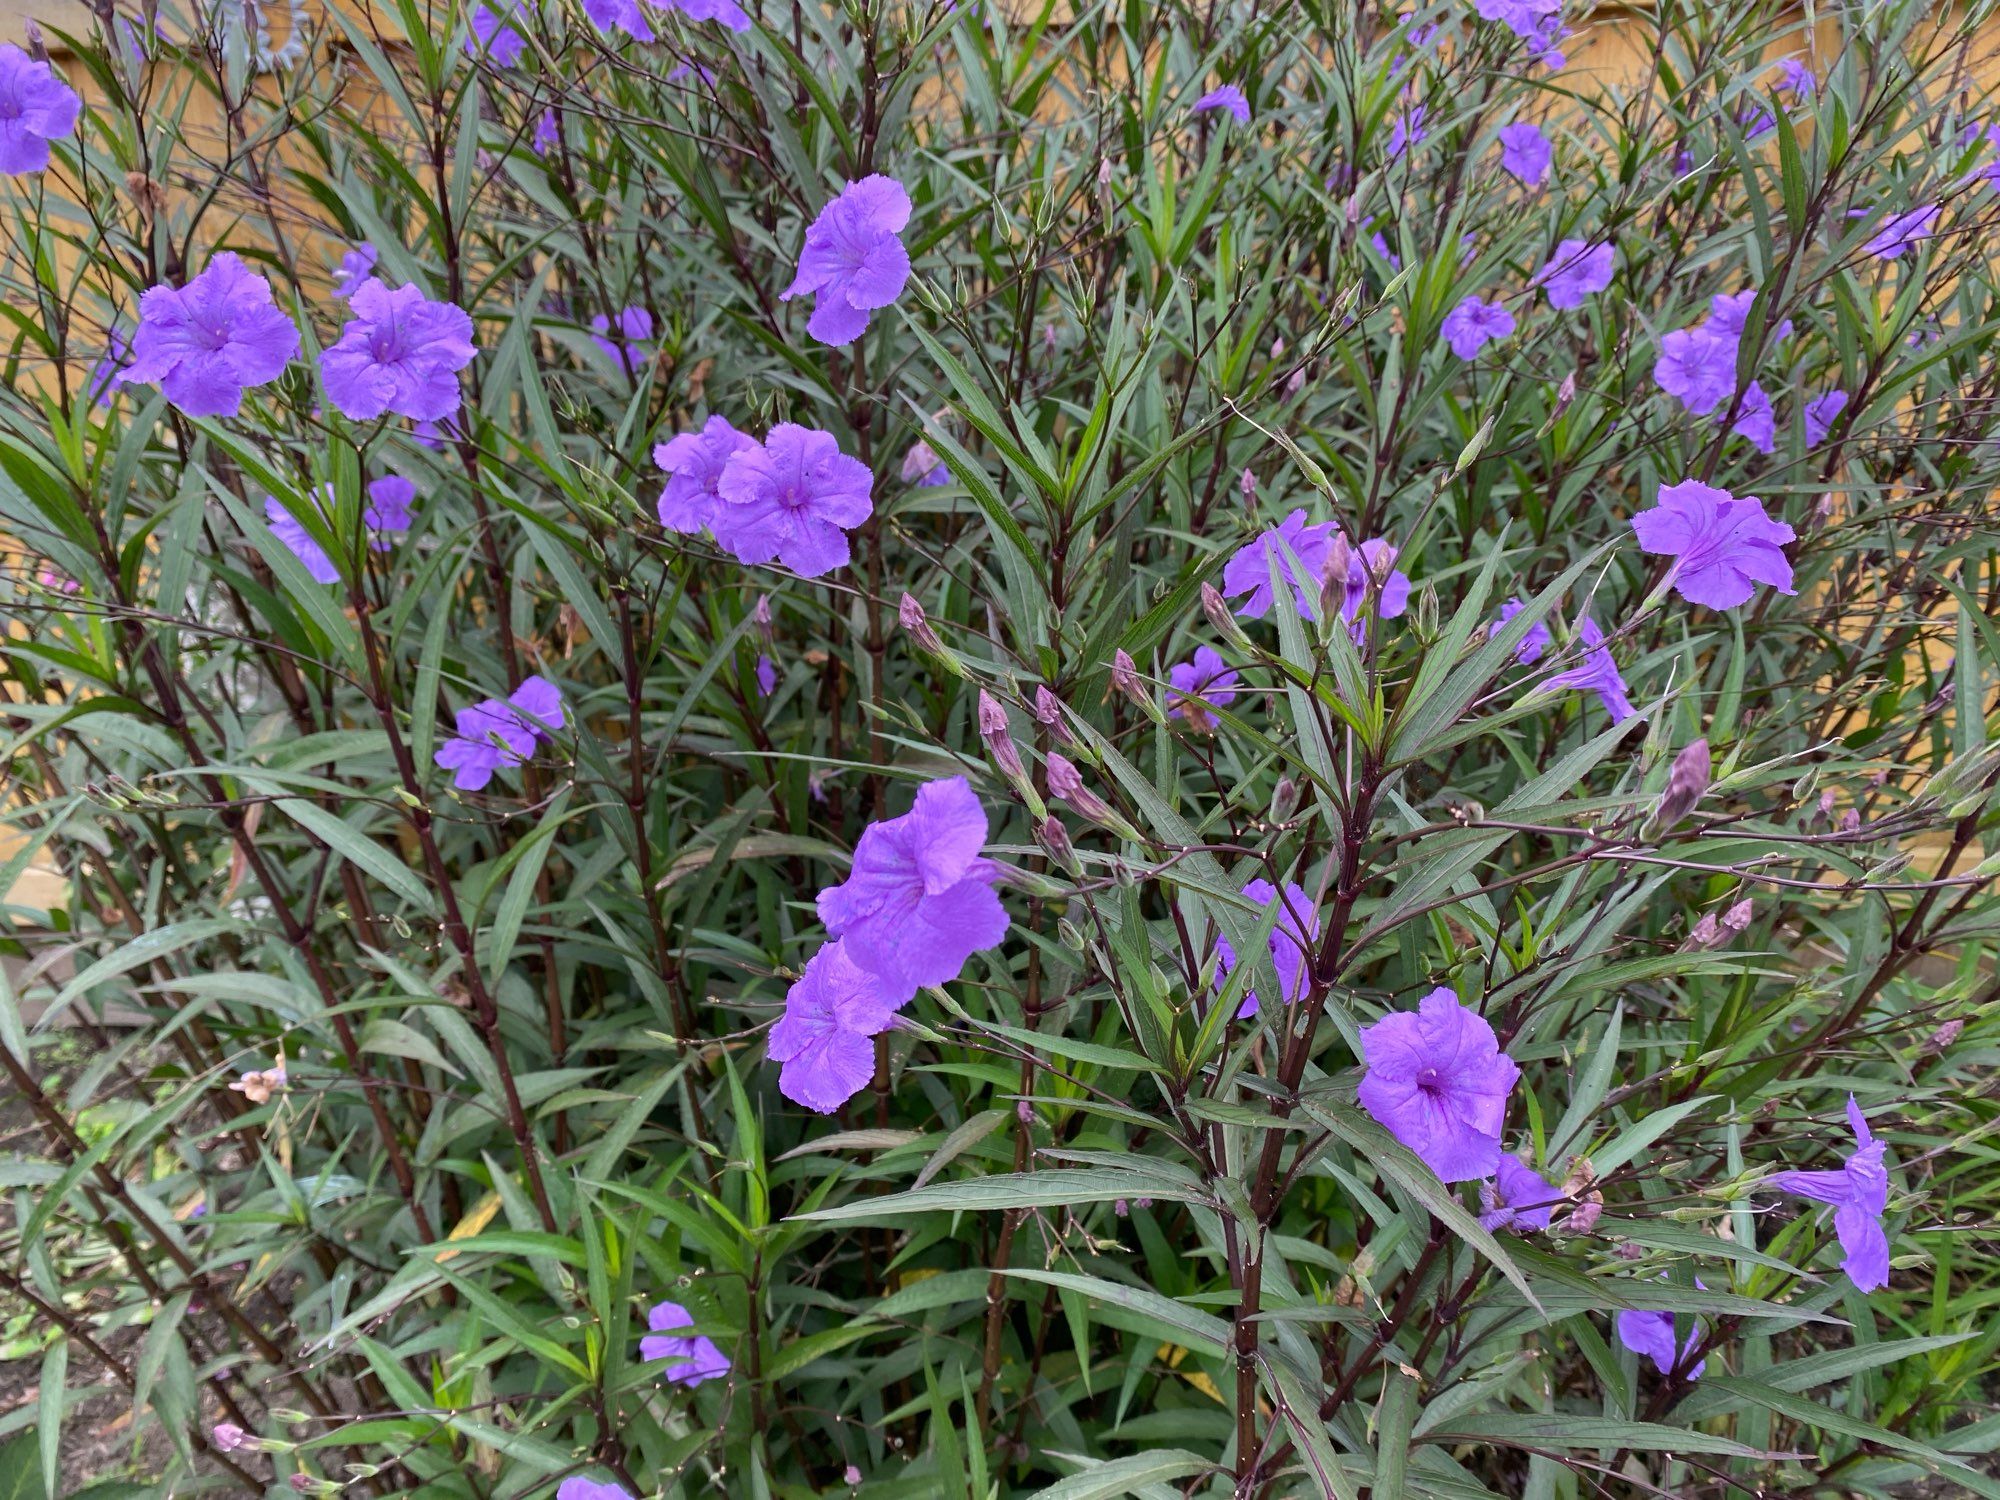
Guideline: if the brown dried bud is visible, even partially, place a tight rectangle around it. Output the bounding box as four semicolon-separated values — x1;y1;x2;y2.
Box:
125;171;167;221
1556;1156;1603;1235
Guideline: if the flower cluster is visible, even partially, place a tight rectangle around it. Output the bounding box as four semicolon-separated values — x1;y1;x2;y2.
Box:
433;675;566;791
654;418;874;578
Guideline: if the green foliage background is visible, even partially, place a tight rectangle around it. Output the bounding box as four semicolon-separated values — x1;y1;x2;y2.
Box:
3;0;2000;1494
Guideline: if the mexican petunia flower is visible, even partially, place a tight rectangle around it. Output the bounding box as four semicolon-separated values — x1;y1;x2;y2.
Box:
1357;988;1520;1183
321;279;477;421
1493;597;1553;664
664;0;751;28
1167;644;1239;727
655;414;759;535
1631;478;1795;609
590;304;653;375
0;44;81;174
781;175;913;346
433;676;564;792
1214;879;1318;1019
639;1299;732;1385
901;440;949;486
714;423;873;577
1616;1292;1707;1379
1704;289;1791;343
1221;509;1334;619
1770;1095;1891;1292
816;776;1009;1005
1863;203;1939;259
769;940;898;1113
1480;1154;1561;1232
533;108;561;155
1803;388;1847;445
556;1479;633;1500
467;0;528;65
1535;238;1614;309
122;253;301;418
1388;103;1427;159
1653;324;1737;415
333;242;378;298
1441;296;1515;359
581;0;653;39
1496;121;1550;186
263;476;415;584
1193;85;1250;124
1545;617;1635;723
1730;382;1776;454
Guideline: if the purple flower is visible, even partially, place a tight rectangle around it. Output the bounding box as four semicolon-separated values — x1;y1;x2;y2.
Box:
1441;296;1515;359
0;44;80;174
533;109;561;155
1770;1095;1890;1292
433;675;564;792
1535;239;1614;309
1221;509;1334;619
1474;0;1558;40
1193;85;1250;124
122;253;301;418
1493;597;1552;663
1214;879;1318;1019
1546;617;1635;723
1388;103;1427;158
781;175;913;346
755;654;778;697
1616;1296;1707;1379
655;414;759;535
1704;290;1792;344
332;242;378;299
1863;204;1939;259
714;423;873;578
1803;388;1847;445
1167;644;1239;726
581;0;653;39
1775;57;1815;97
264;477;416;584
590;304;654;375
639;1299;732;1385
901;441;949;486
1357;988;1520;1183
1334;539;1412;632
1730;381;1776;454
467;0;528;65
1631;478;1795;609
556;1480;633;1500
1497;121;1550;186
663;0;750;28
1479;1155;1561;1232
1653;324;1737;415
321;279;477;422
816;776;1009;1005
769;940;899;1112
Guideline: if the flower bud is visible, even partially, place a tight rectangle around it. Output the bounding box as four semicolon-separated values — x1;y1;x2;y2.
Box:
1721;897;1753;934
1109;649;1147;707
1046;751;1135;838
1035;813;1080;875
1239;467;1256;500
1285;365;1306;397
752;592;772;629
977;690;1026;781
1554;371;1577;417
1200;583;1253;653
1922;1018;1965;1055
212;1423;252;1453
898;592;944;657
1318;533;1355;622
1651;737;1711;834
1269;775;1300;824
1033;685;1075;746
1681;911;1722;952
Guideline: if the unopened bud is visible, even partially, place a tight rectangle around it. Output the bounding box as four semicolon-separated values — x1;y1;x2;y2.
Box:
1035;813;1080;875
977;690;1027;782
1554;371;1577;416
1285;365;1306;397
1651;737;1711;833
1239;467;1256;500
1096;157;1111;186
1269;776;1300;824
1200;582;1251;651
1922;1018;1965;1055
897;592;944;657
1319;534;1356;621
1109;649;1147;707
212;1424;252;1453
1017;1098;1035;1123
1046;751;1134;838
1681;911;1723;952
1033;685;1074;745
1557;1157;1603;1235
752;593;772;628
1720;897;1753;933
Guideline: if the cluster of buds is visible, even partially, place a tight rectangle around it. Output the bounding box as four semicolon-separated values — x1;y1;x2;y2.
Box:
228;1054;289;1105
1554;1157;1603;1235
1682;897;1754;952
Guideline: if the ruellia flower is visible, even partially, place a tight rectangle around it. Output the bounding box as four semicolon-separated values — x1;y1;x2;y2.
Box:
467;0;528;65
533;109;561;154
755;655;777;697
1863;203;1939;259
655;413;759;535
1653;324;1738;415
1221;509;1334;619
664;0;750;29
1441;296;1515;359
781;175;914;346
1492;597;1553;664
263;477;415;584
901;441;949;486
332;242;378;298
816;776;1009;1005
1496;120;1551;185
1770;1095;1891;1292
1167;645;1239;727
639;1299;732;1385
1803;388;1847;445
433;676;565;792
1535;238;1614;308
714;423;874;577
1388;102;1427;159
1729;382;1776;454
1631;478;1795;609
1357;988;1520;1182
1213;879;1319;1019
321;279;477;422
1616;1294;1707;1379
590;304;654;375
1479;1155;1562;1232
556;1479;634;1500
1331;538;1412;630
1193;84;1250;124
768;939;899;1113
1545;617;1635;724
581;0;653;40
123;253;301;418
0;44;81;174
